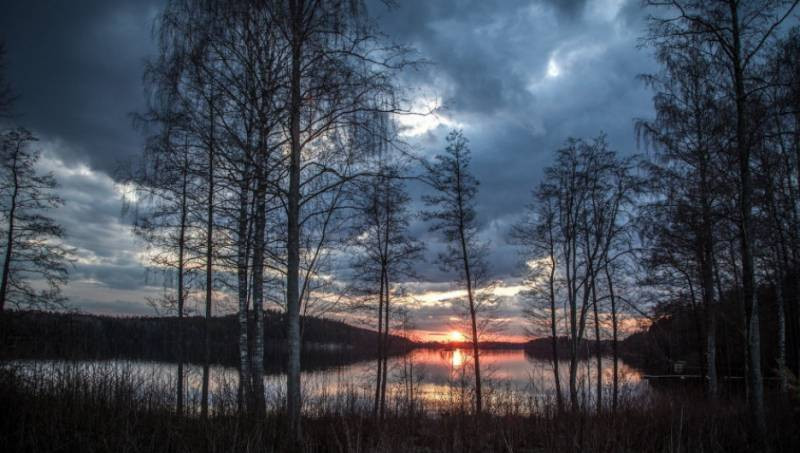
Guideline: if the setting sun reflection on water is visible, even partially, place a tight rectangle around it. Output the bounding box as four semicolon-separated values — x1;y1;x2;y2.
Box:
449;348;465;368
8;349;646;415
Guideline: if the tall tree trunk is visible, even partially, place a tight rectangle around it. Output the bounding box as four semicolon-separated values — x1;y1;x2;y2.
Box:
794;117;800;379
568;349;578;411
236;177;252;413
685;271;706;385
380;181;392;420
763;154;789;396
567;235;580;411
176;160;188;417
286;0;304;439
591;273;601;414
380;267;390;420
0;145;19;313
768;149;792;395
775;268;788;394
567;300;580;411
548;252;564;412
700;156;718;400
251;173;267;416
201;100;215;421
728;240;750;400
452;153;482;416
373;270;385;418
730;3;766;441
705;298;718;399
604;267;619;416
460;216;481;416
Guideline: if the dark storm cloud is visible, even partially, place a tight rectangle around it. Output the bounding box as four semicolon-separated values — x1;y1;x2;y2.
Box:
0;0;162;174
370;0;657;286
1;0;657;325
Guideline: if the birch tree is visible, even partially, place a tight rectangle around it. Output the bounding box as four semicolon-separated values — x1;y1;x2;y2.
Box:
144;0;226;418
762;27;800;390
272;0;411;439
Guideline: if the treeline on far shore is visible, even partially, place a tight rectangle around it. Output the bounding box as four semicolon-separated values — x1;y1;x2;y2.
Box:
0;310;413;370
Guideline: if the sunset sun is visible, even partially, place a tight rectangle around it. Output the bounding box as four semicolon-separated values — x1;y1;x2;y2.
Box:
447;331;466;343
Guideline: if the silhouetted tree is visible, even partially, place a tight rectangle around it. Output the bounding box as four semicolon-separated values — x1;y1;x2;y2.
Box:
524;135;636;412
273;0;412;440
350;134;422;421
645;0;799;441
513;194;565;412
759;27;800;391
423;129;490;415
141;0;227;418
0;128;71;312
637;40;728;399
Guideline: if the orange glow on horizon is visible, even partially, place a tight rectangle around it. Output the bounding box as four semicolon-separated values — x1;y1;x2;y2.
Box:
410;329;529;343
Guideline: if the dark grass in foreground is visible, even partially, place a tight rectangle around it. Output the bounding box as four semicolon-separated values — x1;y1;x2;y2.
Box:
0;367;798;452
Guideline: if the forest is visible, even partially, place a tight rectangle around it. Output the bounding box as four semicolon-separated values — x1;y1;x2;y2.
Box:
1;1;800;452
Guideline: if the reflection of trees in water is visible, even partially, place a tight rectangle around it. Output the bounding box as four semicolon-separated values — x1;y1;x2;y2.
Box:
521;352;646;410
8;350;647;415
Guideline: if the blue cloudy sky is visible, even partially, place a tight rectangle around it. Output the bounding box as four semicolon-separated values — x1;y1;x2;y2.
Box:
0;0;657;339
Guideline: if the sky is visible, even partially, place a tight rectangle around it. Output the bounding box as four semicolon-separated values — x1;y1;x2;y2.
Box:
0;0;658;341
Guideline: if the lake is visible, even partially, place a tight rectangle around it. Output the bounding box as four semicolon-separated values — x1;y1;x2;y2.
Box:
3;348;647;415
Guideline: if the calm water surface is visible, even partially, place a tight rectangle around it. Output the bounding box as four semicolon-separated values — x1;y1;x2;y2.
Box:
6;349;647;415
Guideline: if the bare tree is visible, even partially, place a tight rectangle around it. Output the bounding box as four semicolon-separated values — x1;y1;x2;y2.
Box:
645;0;799;440
350;136;422;421
513;195;565;412
142;1;411;434
523;135;636;413
0;128;71;312
637;40;728;399
538;138;598;411
201;2;289;415
423;129;489;415
759;28;800;393
271;0;412;439
590;153;640;415
144;0;225;418
130;18;214;415
124;129;201;415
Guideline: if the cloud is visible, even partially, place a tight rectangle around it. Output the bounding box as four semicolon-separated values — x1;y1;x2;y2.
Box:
0;0;161;174
1;0;657;337
35;141;153;299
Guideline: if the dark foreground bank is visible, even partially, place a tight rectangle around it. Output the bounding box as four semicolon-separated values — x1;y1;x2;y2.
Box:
1;363;798;452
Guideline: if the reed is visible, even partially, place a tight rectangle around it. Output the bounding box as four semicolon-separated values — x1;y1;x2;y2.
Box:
0;362;797;452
